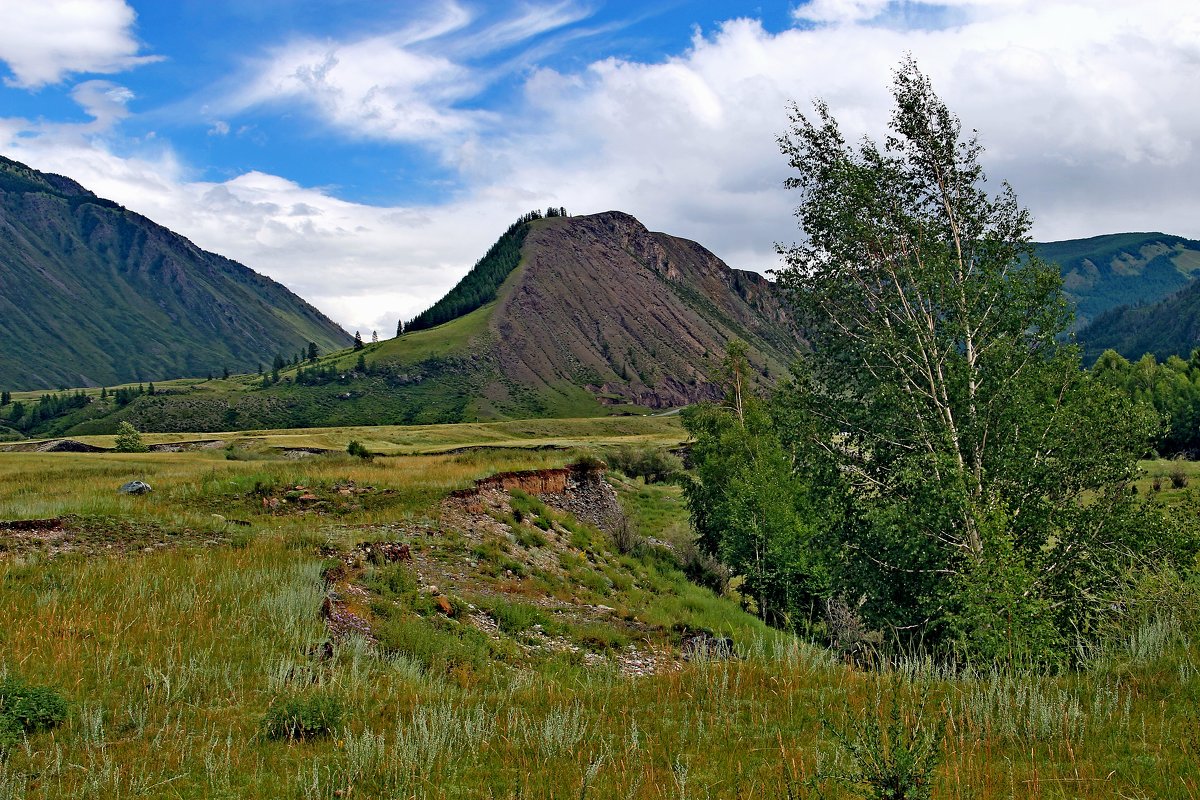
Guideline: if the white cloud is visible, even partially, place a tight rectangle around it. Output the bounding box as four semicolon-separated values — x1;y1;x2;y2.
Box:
4;0;1200;336
0;0;159;88
794;0;893;24
221;1;592;148
69;79;134;126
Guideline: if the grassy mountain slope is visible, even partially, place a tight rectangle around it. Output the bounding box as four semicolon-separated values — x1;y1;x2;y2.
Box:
9;210;798;435
1035;232;1200;329
0;155;351;390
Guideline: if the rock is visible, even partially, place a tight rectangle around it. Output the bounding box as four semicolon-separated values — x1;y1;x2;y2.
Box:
681;633;735;660
118;480;152;495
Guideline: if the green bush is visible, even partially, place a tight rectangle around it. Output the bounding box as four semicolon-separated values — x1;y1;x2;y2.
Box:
262;692;346;740
375;616;491;675
113;421;148;453
825;689;943;800
0;714;20;757
0;680;68;733
605;446;682;484
515;526;547;548
489;600;548;634
346;439;373;460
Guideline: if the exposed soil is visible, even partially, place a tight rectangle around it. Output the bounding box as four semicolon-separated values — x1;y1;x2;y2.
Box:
318;467;708;676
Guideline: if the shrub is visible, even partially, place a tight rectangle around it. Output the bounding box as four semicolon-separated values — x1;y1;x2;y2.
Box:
0;680;68;733
825;688;943;800
113;421;147;453
489;599;548;634
0;714;21;757
375;616;491;675
347;439;373;461
676;539;730;595
605;446;683;484
605;506;645;555
263;692;346;740
515;527;547;549
1170;460;1189;489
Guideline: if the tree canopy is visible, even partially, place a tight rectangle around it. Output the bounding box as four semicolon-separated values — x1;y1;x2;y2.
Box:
685;59;1184;663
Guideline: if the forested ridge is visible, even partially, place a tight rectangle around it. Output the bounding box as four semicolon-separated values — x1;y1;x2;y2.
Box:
403;207;567;333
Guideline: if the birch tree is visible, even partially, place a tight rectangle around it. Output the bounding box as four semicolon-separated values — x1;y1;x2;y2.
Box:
774;58;1165;659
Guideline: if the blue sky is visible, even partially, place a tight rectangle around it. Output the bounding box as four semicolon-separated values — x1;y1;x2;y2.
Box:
1;0;1197;334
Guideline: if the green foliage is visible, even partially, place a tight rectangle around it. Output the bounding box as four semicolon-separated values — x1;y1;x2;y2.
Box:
1092;349;1200;454
605;445;682;484
364;562;418;604
488;599;548;634
824;687;944;800
262;692;346;740
405;211;542;332
374;616;491;676
0;679;68;734
346;439;373;460
682;343;831;629
113;420;148;453
676;59;1176;662
515;526;548;548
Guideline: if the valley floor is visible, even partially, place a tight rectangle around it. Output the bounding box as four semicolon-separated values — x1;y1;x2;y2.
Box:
0;420;1197;798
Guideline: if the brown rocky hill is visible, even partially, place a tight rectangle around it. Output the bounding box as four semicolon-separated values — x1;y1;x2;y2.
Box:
482;211;795;412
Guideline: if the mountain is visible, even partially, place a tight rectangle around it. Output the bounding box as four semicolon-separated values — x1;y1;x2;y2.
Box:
23;210;798;435
1034;232;1200;330
0;155;351;390
1076;277;1200;362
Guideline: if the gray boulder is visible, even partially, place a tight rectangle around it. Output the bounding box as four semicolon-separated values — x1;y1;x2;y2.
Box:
118;480;152;495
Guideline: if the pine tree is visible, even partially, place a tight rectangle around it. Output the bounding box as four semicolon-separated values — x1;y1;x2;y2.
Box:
0;390;9;406
371;330;378;344
353;331;364;351
356;354;367;373
147;383;155;396
307;342;318;363
397;320;405;337
222;366;229;380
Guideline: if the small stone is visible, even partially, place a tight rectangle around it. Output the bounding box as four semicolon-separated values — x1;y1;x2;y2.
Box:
426;585;439;595
118;480;152;495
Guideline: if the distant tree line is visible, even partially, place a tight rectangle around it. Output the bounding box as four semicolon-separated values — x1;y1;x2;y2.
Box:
5;391;91;431
1092;348;1200;454
400;208;568;334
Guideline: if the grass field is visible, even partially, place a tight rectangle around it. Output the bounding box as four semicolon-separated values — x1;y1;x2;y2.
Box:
0;420;1197;798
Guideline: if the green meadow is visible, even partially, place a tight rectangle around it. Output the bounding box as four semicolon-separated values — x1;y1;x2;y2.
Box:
0;420;1196;799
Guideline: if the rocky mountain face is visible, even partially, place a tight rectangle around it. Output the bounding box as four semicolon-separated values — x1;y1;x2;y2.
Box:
484;211;796;412
0;155;351;390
